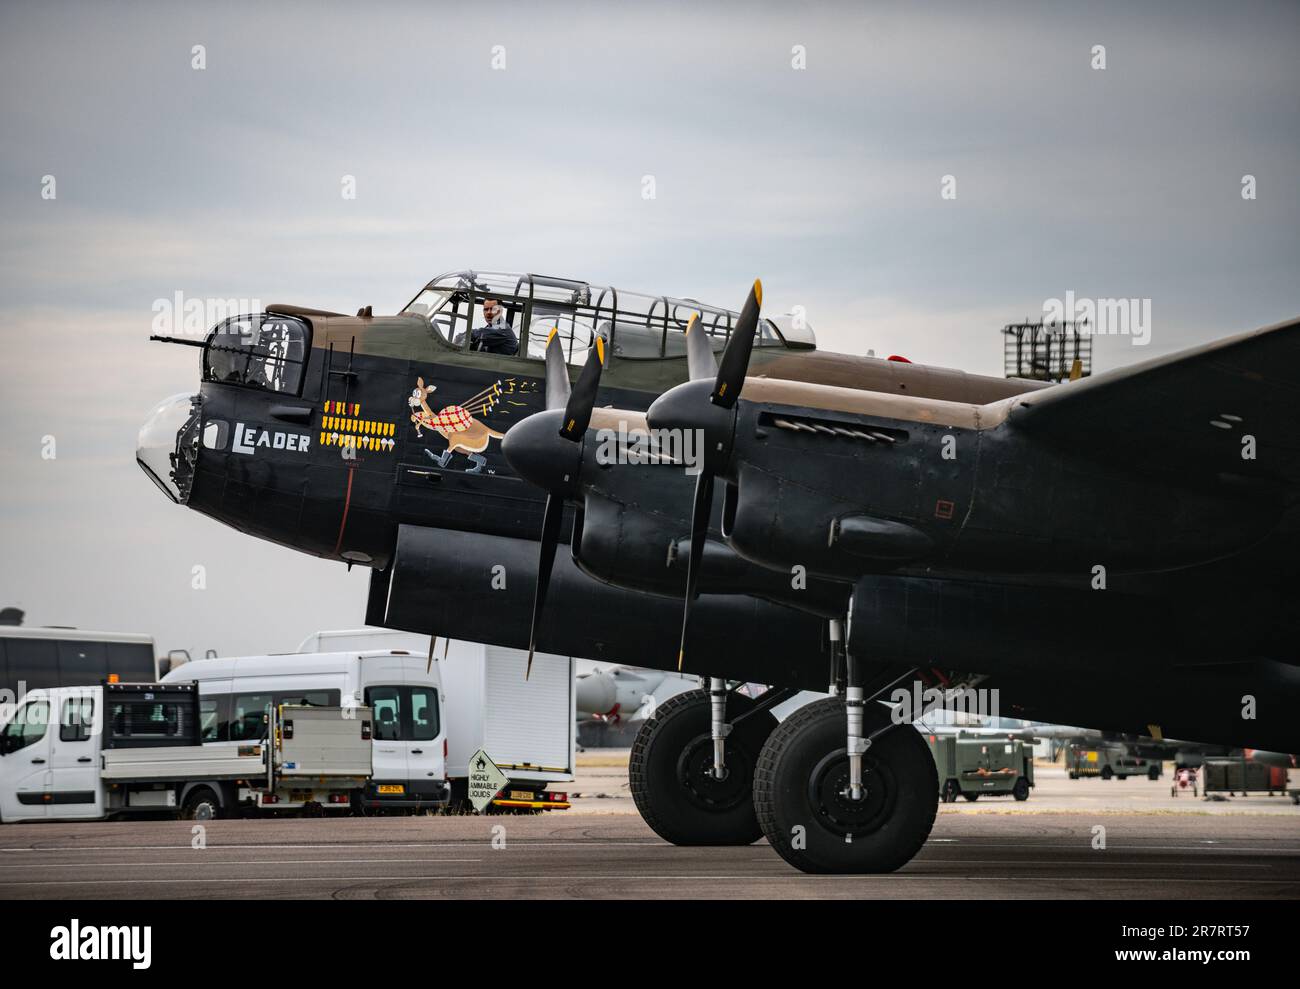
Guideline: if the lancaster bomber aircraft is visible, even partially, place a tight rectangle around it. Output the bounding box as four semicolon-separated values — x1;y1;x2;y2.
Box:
141;269;1300;874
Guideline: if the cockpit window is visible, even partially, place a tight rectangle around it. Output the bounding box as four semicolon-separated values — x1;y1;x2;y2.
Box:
203;314;310;394
526;307;595;366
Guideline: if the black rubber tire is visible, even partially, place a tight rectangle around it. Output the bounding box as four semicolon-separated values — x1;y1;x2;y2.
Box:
962;792;980;802
1069;771;1078;780
1148;765;1160;781
753;696;937;874
629;688;776;846
1101;766;1114;780
1013;777;1030;801
181;787;220;822
941;779;961;803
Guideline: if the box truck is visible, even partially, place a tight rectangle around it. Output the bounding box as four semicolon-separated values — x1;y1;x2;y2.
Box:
298;630;574;811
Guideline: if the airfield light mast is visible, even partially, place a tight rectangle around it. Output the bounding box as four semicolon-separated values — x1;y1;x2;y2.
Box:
1003;318;1092;382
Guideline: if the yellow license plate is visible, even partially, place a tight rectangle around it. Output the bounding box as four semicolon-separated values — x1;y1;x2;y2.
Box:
509;790;533;801
377;785;405;795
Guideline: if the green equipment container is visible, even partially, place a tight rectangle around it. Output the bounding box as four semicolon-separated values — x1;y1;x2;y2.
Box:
927;733;1034;803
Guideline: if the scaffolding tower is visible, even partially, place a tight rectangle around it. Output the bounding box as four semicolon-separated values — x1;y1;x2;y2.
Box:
1003;318;1092;382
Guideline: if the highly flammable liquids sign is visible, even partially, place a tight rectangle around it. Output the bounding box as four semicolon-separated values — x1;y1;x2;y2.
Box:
467;748;508;812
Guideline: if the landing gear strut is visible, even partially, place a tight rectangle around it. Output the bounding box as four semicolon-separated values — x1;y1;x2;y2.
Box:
844;647;869;801
629;685;781;846
709;677;730;780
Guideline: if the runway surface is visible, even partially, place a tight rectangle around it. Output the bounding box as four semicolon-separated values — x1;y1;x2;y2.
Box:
2;813;1296;900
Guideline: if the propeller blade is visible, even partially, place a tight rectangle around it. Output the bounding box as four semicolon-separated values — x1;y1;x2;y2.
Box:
684;313;717;382
559;335;606;441
676;471;714;671
426;635;437;675
711;279;762;409
527;493;564;679
544;329;571;411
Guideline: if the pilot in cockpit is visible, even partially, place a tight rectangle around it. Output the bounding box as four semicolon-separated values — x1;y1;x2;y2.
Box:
467;297;519;355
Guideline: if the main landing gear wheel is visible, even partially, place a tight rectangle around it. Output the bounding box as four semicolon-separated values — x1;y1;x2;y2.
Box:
754;696;937;874
629;688;776;846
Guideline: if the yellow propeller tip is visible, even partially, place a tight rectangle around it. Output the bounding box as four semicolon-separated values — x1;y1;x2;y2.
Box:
685;313;699;334
595;336;606;365
546;327;558;345
753;279;763;306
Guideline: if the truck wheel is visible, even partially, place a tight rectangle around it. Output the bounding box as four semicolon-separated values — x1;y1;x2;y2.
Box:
942;779;961;803
630;688;776;846
962;793;979;802
1068;771;1078;780
182;787;220;822
753;696;937;874
1101;766;1113;780
1013;778;1030;801
1148;765;1160;781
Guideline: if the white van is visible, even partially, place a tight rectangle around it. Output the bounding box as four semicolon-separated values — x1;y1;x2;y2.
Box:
162;649;448;812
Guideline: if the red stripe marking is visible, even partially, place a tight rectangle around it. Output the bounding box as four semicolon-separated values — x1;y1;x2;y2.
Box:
333;465;356;556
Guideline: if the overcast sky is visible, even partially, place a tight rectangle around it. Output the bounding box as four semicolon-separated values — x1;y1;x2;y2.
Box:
1;0;1297;658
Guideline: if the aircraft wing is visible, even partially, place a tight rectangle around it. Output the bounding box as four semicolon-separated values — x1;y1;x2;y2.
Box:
1004;316;1300;485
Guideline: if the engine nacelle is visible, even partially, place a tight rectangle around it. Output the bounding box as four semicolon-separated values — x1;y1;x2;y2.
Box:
575;493;846;617
371;524;830;688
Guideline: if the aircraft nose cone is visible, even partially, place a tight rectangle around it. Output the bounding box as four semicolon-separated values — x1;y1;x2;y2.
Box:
501;409;584;494
136;392;201;505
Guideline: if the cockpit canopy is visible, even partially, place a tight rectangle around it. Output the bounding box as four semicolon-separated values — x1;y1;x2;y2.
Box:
403;270;815;365
203;313;310;394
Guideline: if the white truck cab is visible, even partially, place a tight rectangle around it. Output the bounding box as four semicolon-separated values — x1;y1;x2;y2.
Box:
0;686;103;821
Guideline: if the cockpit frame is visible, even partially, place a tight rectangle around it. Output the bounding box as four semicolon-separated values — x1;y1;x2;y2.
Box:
402;270;813;365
